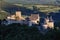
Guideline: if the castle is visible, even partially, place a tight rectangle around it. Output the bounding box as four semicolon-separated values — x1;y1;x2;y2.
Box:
7;11;54;29
29;14;40;24
7;11;40;25
42;16;54;29
7;11;25;20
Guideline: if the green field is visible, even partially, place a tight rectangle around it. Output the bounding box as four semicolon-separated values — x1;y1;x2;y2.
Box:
0;9;9;20
14;4;60;13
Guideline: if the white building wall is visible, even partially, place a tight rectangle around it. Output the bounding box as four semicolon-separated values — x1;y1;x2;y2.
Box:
48;22;54;28
15;11;21;18
43;24;48;29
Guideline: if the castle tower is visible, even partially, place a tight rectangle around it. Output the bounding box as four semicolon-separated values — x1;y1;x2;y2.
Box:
45;16;49;24
42;21;48;29
42;16;49;29
48;16;54;29
42;16;54;29
15;11;22;20
49;16;53;22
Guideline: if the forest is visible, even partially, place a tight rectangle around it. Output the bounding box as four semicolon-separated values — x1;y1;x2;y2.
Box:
0;23;60;40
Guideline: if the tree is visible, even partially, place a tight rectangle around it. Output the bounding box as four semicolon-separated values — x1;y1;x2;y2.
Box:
1;23;60;40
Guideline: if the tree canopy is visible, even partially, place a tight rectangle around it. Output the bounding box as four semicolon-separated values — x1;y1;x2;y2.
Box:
0;23;60;40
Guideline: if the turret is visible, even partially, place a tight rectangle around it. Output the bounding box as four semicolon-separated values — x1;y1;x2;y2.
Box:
15;11;21;19
49;16;53;22
48;16;54;29
45;16;49;24
42;16;54;29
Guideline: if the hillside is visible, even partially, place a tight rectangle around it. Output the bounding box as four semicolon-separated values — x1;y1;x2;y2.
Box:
0;0;13;9
0;0;60;13
0;0;60;18
0;1;10;20
4;0;60;5
0;9;9;20
14;4;60;13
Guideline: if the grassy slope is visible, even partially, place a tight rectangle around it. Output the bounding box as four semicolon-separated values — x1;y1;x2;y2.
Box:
0;9;9;20
0;1;10;20
14;4;60;13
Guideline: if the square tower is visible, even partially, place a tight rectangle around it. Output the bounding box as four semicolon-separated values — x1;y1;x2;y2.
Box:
15;11;21;18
